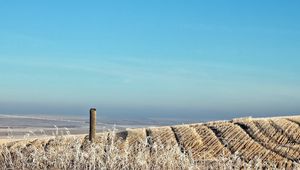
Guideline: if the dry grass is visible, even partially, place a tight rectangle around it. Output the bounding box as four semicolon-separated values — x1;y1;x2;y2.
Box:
1;116;300;169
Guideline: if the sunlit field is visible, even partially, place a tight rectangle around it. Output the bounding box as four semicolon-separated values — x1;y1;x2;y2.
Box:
1;116;300;170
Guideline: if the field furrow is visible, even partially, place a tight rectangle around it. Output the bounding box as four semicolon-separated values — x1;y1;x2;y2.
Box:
107;128;147;153
271;118;300;143
190;124;231;158
147;126;178;147
146;126;182;167
126;128;147;148
206;122;293;169
235;120;300;161
253;120;291;144
171;125;205;160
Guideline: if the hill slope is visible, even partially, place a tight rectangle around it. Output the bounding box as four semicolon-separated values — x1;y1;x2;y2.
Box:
1;115;300;169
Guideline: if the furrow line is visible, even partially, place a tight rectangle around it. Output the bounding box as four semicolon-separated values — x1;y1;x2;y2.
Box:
269;119;299;143
253;120;290;144
234;122;300;161
191;124;231;158
170;126;189;155
207;122;293;169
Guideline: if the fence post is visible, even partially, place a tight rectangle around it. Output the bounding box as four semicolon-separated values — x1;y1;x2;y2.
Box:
89;108;96;142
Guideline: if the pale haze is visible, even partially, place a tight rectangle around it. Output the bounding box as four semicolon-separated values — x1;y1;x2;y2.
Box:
0;1;300;122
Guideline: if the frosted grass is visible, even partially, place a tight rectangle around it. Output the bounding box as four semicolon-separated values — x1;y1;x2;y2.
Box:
1;127;299;170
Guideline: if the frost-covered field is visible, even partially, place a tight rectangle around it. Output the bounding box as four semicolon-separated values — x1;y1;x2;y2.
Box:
1;115;300;169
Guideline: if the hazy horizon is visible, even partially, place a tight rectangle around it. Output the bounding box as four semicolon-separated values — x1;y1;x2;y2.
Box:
1;1;300;121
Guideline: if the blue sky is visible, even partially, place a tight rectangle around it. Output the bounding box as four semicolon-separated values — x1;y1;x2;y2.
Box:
0;1;300;120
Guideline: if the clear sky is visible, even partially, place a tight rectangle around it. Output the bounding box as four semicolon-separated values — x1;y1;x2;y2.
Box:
0;1;300;120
